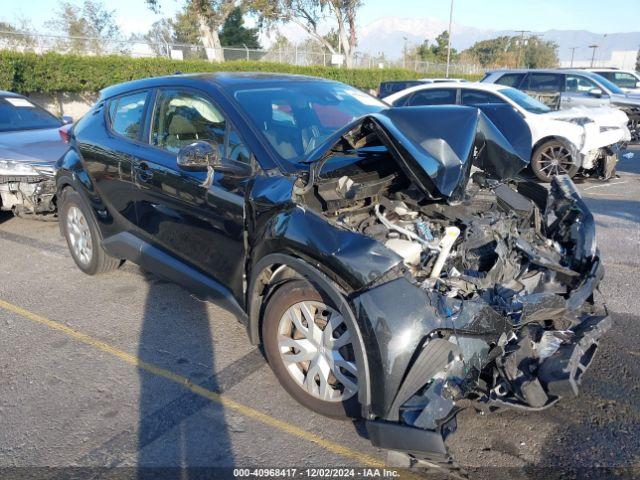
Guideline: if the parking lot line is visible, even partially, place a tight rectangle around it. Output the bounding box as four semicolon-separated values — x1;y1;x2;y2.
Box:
0;298;386;468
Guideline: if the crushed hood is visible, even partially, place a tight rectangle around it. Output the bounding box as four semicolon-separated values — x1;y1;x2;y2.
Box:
312;105;532;201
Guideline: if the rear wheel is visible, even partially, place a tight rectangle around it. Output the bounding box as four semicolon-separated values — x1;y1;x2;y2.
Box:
262;280;361;418
531;140;579;182
59;189;121;275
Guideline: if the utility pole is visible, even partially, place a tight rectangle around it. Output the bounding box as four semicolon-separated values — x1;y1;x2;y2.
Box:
569;46;578;67
403;36;408;69
445;0;454;78
589;44;599;67
514;30;531;68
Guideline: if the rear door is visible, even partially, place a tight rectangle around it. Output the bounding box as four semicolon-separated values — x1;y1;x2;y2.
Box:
132;87;252;300
562;73;610;109
81;90;150;229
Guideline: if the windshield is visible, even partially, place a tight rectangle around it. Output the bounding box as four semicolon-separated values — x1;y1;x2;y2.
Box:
0;97;62;132
499;87;551;114
585;72;624;94
233;83;385;163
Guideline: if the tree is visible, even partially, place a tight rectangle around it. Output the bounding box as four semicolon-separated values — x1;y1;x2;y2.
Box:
219;7;260;48
147;0;239;62
145;19;174;57
46;0;122;54
253;0;363;68
0;20;36;52
636;47;640;72
462;35;557;69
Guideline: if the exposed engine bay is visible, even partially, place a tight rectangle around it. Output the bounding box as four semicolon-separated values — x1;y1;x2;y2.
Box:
0;176;57;218
297;126;609;464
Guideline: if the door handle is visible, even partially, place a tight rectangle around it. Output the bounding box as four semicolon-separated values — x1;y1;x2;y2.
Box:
134;161;153;183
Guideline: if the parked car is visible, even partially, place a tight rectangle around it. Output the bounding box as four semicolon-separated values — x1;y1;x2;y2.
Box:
585;68;640;94
56;73;609;466
377;78;469;98
383;82;630;181
481;69;640;143
0;91;71;218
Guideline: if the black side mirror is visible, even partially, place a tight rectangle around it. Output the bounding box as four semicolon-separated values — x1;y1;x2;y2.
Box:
177;141;218;172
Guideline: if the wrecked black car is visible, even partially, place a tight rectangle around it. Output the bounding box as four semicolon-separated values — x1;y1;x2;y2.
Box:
55;73;609;466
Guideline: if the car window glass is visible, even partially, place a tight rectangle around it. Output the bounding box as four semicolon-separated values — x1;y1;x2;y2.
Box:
151;89;225;155
565;75;598;93
109;91;148;140
0;97;62;132
495;73;524;87
407;89;456;106
461;90;506;105
526;73;562;92
614;72;638;88
227;128;251;165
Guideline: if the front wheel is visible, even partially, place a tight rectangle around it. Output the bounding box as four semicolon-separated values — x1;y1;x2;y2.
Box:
59;189;121;275
262;280;361;418
531;140;579;182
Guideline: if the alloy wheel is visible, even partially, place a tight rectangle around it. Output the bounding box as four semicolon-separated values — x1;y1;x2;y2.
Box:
66;206;93;266
629;117;640;143
538;145;574;179
277;300;358;402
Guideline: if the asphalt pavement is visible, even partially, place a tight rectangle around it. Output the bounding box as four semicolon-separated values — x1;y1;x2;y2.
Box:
1;151;639;479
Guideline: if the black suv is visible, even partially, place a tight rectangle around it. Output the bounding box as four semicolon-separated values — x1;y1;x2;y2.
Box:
56;73;610;464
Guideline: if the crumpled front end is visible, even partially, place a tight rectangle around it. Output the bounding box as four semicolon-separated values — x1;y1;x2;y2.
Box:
351;176;609;464
0;162;57;217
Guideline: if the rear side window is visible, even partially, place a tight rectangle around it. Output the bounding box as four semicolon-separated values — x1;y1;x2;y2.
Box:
108;91;148;140
612;72;638;89
407;89;456;106
524;73;563;93
494;73;525;87
461;90;506;105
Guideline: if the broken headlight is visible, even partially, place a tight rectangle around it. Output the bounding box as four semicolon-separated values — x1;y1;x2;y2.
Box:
0;159;39;177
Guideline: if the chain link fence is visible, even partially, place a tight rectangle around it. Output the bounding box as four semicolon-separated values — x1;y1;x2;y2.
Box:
0;29;483;74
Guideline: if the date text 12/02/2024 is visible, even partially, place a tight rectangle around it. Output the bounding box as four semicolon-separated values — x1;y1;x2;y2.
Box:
233;468;401;478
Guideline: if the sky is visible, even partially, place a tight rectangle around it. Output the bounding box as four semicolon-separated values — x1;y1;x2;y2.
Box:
2;0;639;36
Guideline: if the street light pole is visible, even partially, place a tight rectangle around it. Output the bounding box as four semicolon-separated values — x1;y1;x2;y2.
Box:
589;44;599;67
514;30;531;68
569;47;578;67
403;36;408;69
445;0;454;78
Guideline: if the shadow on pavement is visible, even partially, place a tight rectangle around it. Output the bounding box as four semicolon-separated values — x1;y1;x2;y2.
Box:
0;211;13;224
137;271;234;478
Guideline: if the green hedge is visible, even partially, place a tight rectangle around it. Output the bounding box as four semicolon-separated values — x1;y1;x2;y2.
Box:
0;51;481;94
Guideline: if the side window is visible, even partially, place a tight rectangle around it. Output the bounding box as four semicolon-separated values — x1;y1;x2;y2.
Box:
565;75;598;93
614;72;638;89
151;89;225;155
461;90;506;105
227;128;251;165
407;89;456;106
495;73;525;87
108;91;148;140
526;73;562;93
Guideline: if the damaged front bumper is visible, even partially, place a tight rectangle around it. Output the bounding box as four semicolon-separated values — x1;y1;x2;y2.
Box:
0;173;57;216
352;176;610;463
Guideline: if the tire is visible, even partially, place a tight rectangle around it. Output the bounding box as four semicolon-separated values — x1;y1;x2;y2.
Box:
59;188;121;275
531;140;579;182
262;279;361;418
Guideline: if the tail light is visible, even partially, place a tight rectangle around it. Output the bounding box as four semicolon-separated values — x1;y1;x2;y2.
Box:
59;125;71;144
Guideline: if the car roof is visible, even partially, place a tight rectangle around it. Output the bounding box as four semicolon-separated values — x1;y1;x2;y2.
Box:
0;90;22;98
383;81;510;102
487;68;592;75
99;72;339;100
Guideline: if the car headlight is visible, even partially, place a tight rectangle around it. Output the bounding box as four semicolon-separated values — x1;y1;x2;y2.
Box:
0;159;40;176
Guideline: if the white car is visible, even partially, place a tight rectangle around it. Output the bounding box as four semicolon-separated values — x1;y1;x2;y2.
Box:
383;82;631;181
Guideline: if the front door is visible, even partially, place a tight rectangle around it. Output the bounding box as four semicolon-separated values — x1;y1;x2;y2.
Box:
132;88;252;301
561;74;610;109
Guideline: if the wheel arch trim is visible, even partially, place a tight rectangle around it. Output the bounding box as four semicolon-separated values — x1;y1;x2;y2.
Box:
248;253;372;414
